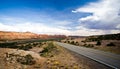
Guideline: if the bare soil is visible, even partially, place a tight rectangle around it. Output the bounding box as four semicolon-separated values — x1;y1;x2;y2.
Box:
0;41;114;69
67;38;120;54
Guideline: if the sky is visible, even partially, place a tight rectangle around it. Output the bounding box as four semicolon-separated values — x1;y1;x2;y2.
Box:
0;0;120;36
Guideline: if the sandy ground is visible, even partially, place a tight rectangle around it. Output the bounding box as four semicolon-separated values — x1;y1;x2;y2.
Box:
0;41;113;69
0;48;45;69
65;38;120;54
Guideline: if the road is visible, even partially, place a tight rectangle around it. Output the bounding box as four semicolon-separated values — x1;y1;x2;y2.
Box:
56;42;120;69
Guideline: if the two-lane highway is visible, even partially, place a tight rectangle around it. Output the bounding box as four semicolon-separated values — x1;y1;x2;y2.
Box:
56;42;120;69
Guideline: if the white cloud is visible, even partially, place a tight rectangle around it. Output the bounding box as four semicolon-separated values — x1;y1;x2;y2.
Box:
70;29;105;36
0;14;74;34
72;25;106;36
0;22;71;35
1;0;120;37
54;21;72;26
116;24;120;28
79;15;99;22
71;10;78;13
0;16;73;35
70;26;120;36
1;21;119;36
73;0;120;30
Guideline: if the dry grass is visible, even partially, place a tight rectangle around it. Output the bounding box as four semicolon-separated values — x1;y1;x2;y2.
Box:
0;41;112;69
40;42;110;69
94;46;120;54
64;38;120;54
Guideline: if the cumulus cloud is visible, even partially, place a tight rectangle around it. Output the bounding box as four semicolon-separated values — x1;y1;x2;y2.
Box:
1;0;120;36
1;21;118;36
54;21;72;26
0;22;71;35
69;25;120;36
0;15;74;35
73;0;120;30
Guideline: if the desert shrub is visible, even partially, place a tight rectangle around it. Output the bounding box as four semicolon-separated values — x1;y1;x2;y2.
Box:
81;40;86;43
70;41;75;45
0;42;18;48
98;34;120;40
67;41;70;43
96;41;101;45
40;42;56;57
33;43;38;46
87;44;94;47
107;42;115;46
83;44;87;46
57;40;61;42
83;44;94;48
18;45;32;50
17;54;36;65
64;41;66;43
75;41;79;45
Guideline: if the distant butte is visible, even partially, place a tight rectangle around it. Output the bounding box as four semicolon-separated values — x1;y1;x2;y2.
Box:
0;31;66;40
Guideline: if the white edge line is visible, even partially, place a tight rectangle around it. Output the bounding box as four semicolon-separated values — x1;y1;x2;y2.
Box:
57;42;118;69
78;53;118;69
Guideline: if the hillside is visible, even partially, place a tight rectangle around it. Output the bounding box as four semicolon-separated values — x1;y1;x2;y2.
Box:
86;33;120;41
0;41;109;69
0;31;66;40
62;33;120;54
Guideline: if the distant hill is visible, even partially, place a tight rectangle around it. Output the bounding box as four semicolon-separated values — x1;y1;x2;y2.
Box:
97;33;120;40
86;33;120;41
0;31;66;40
67;33;120;42
68;36;86;38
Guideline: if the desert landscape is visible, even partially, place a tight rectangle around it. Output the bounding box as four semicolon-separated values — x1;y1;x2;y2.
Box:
62;33;120;54
0;31;116;69
0;0;120;69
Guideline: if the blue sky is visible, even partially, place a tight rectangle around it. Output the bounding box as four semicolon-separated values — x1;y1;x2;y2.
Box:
0;0;120;36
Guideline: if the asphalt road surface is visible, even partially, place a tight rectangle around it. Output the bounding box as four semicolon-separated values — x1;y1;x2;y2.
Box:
56;42;120;69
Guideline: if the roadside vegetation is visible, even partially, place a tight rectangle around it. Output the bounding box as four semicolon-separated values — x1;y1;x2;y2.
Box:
96;41;101;46
106;42;116;46
40;42;59;57
17;54;36;65
61;33;120;54
0;39;107;69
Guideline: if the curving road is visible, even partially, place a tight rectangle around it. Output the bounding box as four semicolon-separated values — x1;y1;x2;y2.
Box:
56;42;120;69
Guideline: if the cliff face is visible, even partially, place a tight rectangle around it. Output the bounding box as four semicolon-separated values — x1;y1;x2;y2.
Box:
0;31;66;40
0;31;39;40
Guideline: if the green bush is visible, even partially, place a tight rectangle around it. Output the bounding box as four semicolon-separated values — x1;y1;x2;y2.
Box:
64;41;66;43
70;41;75;45
67;41;70;43
17;54;36;65
18;45;32;50
96;41;101;45
40;42;56;57
107;42;115;46
83;44;94;48
0;42;18;48
75;41;79;45
81;40;86;43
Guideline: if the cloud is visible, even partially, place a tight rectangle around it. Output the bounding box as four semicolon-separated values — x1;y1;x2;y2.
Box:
70;25;120;36
71;10;78;13
54;21;72;26
70;29;105;36
0;21;119;36
0;22;71;35
0;15;73;35
1;0;120;36
72;0;120;30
